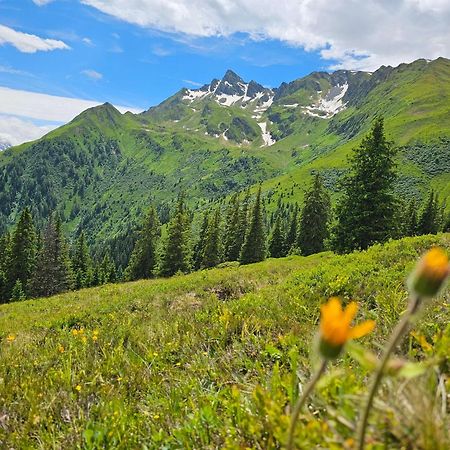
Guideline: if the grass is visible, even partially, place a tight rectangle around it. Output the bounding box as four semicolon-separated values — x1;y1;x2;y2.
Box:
1;234;449;449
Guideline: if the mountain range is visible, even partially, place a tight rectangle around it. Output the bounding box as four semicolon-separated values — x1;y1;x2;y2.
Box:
1;57;449;256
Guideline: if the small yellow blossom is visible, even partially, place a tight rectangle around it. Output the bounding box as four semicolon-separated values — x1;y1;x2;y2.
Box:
58;344;65;353
319;297;375;359
75;385;82;392
6;334;16;343
153;414;160;420
81;336;87;344
153;352;158;357
409;247;449;298
72;329;78;336
92;335;98;342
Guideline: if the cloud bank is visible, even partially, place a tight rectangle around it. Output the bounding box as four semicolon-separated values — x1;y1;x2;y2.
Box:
81;0;450;70
0;25;70;53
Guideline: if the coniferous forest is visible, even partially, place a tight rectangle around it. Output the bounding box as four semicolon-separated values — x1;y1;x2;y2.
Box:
1;119;448;304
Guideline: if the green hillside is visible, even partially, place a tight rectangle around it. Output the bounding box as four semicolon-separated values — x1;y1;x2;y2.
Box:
1;57;450;251
0;234;449;448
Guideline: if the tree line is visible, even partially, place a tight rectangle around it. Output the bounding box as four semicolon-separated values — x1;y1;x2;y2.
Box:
1;118;449;303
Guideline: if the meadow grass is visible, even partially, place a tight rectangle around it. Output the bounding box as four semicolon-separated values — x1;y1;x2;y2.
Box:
0;234;449;449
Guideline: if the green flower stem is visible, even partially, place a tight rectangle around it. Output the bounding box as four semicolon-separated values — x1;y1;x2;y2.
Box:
287;359;327;450
357;296;420;450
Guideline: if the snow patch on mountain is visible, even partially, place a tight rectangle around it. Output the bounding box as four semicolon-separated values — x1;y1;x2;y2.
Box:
302;83;348;119
258;122;275;147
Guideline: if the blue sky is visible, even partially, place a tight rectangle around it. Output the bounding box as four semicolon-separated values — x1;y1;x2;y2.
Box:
1;0;449;145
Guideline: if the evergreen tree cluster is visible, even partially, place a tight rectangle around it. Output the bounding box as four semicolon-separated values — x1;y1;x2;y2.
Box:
1;117;448;303
0;209;117;304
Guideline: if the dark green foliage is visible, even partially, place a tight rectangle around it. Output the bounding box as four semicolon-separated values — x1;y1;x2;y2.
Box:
71;231;93;289
403;138;450;176
297;174;330;256
333;118;397;252
417;190;442;235
240;187;266;265
29;216;72;298
268;216;285;258
194;212;210;270
284;206;299;254
6;207;37;299
98;254;117;284
201;208;222;269
125;207;161;280
223;194;243;262
11;279;26;301
159;194;192;276
404;199;418;237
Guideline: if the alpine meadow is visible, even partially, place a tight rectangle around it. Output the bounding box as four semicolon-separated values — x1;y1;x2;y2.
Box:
0;1;450;449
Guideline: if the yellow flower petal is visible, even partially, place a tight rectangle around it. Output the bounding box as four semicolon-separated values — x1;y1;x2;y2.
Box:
349;320;376;339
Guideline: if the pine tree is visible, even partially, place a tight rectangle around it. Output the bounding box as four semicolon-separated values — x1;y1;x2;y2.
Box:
194;211;210;270
404;199;418;237
284;205;299;254
223;194;243;261
268;216;285;258
159;194;192;276
297;174;331;256
333;118;397;252
240;187;266;264
6;207;37;299
125;206;161;280
11;279;26;301
201;208;222;268
29;216;72;298
98;254;117;284
417;190;441;235
71;231;93;289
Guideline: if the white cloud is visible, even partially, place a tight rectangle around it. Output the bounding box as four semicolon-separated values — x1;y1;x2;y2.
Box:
81;0;450;70
183;79;202;87
0;86;142;145
81;69;103;80
82;37;94;46
0;115;58;147
0;25;70;53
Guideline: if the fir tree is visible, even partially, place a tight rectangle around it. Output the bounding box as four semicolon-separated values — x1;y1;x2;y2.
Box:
6;207;37;298
71;231;93;289
333;118;397;252
404;199;418;236
284;205;299;254
29;216;72;298
125;206;161;280
297;174;331;256
11;279;26;301
417;190;441;235
240;187;266;264
194;211;210;270
159;194;192;276
223;194;243;261
99;254;117;284
268;216;285;258
201;208;222;268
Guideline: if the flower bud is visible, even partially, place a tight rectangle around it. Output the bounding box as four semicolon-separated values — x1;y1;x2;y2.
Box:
408;248;449;298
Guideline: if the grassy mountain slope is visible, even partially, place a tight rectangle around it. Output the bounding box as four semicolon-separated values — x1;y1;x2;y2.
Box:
0;234;449;448
0;58;449;249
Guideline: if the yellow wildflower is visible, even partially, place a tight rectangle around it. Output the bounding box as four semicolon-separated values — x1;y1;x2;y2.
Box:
58;344;65;353
6;334;16;343
72;329;78;336
319;297;375;359
75;385;82;392
409;247;449;298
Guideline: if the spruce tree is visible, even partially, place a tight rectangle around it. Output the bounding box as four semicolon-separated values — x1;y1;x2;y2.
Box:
268;216;285;258
159;194;192;276
193;211;210;270
6;207;37;299
201;208;222;268
240;187;266;264
417;190;441;235
11;279;26;301
99;254;117;284
404;199;418;236
223;194;243;261
125;206;161;280
333;118;397;252
284;205;299;254
30;216;72;298
72;231;93;289
297;174;331;256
